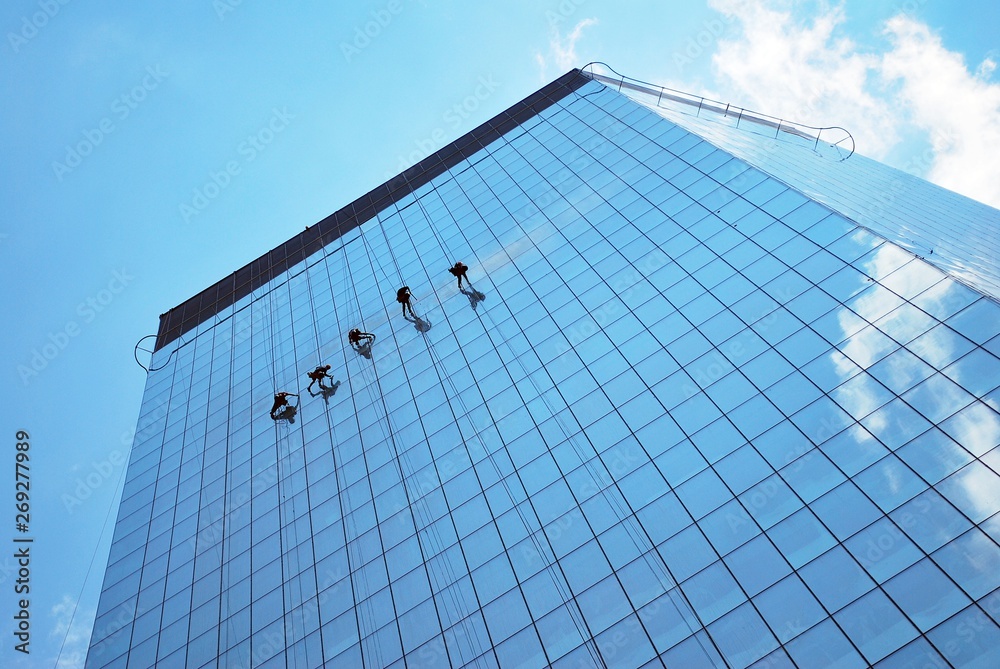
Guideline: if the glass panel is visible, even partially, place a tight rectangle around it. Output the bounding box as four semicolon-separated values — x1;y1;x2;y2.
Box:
834;589;918;664
90;78;1000;669
884;558;970;631
927;605;1000;668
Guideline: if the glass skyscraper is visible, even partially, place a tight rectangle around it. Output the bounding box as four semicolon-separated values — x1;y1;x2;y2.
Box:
87;67;1000;668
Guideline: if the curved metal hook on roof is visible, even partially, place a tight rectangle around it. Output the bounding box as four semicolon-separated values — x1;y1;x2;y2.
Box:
580;61;855;161
134;334;177;372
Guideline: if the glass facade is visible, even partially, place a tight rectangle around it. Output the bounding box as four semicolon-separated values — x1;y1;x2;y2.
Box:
629;78;1000;304
87;70;1000;668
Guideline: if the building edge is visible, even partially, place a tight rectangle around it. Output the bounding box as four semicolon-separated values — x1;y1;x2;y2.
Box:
154;68;590;352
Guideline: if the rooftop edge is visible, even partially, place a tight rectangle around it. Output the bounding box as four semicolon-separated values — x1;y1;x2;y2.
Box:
154;68;590;352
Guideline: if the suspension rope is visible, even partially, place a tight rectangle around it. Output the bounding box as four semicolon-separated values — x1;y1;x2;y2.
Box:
357;225;393;294
420;333;599;667
459;122;722;662
205;322;251;669
338;267;464;666
347;208;491;660
261;279;278;390
389;168;604;665
323;249;382;664
340;226;368;331
418;303;606;667
303;256;326;365
370;208;406;287
393;179;602;664
331;230;471;664
432;125;713;663
357;220;421;327
402;173;456;265
528;93;722;595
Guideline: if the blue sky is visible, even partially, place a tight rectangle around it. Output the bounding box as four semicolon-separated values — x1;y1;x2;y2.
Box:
1;1;997;666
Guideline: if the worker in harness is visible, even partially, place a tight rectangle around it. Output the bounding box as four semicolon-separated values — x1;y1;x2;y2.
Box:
306;365;333;392
448;261;471;289
348;328;376;348
270;392;298;419
397;286;417;318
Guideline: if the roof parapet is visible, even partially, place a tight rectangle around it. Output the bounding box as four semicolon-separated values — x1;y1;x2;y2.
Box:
582;62;855;161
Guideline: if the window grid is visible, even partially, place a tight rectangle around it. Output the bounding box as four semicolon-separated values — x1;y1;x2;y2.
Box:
89;77;1000;669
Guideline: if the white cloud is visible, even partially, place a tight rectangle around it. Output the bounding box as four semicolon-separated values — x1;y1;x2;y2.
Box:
944;461;1000;521
553;18;597;71
535;18;598;82
50;594;95;669
534;51;547;81
708;0;898;156
943;403;1000;458
881;16;1000;208
700;0;1000;208
977;57;997;80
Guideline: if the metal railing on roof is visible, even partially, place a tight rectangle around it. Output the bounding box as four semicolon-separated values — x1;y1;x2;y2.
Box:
581;62;855;161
